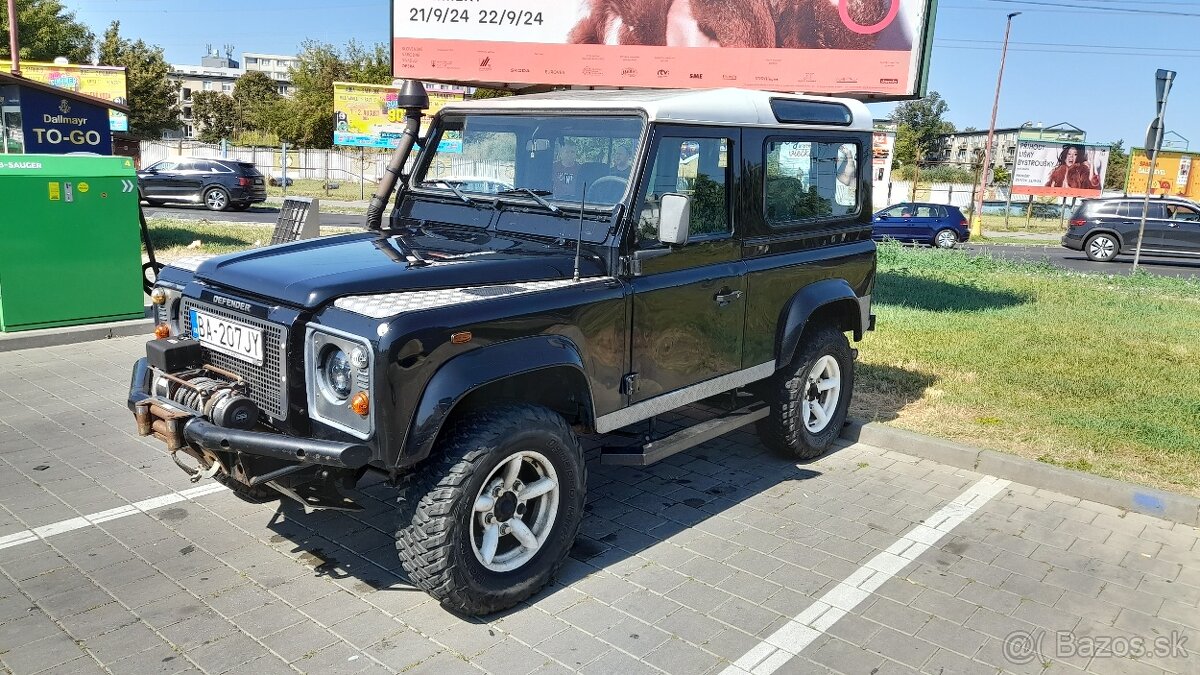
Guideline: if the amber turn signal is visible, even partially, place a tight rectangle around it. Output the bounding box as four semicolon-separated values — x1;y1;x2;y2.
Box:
154;323;171;339
350;392;370;417
150;288;168;305
450;331;472;344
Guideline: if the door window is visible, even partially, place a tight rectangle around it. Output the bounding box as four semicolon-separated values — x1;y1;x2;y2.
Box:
148;160;179;172
880;205;909;218
765;140;859;226
637;137;731;245
1165;203;1200;221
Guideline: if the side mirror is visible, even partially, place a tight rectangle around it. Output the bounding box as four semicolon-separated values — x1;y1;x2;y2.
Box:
658;193;690;246
144;168;157;174
877;214;888;220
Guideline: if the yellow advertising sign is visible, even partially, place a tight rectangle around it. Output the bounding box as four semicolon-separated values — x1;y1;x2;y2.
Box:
1127;149;1200;200
333;82;462;148
20;61;129;132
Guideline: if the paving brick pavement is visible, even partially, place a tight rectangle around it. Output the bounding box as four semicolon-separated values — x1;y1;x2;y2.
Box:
0;336;1197;675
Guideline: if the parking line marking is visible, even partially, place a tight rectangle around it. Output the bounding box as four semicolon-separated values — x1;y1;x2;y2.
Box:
720;475;1011;675
0;483;227;551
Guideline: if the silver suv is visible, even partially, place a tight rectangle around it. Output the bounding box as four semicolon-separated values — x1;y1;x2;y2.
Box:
1062;196;1200;262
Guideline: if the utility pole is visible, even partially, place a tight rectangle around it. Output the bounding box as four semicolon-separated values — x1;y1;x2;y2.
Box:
1133;69;1176;272
972;11;1020;239
7;0;21;76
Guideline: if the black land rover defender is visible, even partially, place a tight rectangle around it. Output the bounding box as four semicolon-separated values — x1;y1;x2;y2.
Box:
130;83;876;615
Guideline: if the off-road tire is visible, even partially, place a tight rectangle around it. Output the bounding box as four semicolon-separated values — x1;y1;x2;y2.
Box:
213;472;281;504
758;325;855;460
395;404;586;615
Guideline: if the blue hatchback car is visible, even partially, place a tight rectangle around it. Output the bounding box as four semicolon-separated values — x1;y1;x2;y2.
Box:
872;202;970;249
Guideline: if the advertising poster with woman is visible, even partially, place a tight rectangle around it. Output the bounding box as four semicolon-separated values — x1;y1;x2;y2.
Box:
392;0;936;97
1011;141;1110;198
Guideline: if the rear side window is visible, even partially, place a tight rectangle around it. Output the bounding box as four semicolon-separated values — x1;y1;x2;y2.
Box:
765;139;860;226
1116;203;1142;218
1090;202;1118;216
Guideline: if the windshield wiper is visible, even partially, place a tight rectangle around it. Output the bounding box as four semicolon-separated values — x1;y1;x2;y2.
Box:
496;187;563;215
431;180;475;205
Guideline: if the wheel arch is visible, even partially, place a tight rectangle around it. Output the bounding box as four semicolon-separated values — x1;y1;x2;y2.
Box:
776;279;867;368
401;336;596;468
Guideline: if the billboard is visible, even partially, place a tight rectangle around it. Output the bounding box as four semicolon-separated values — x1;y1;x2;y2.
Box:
20;62;129;133
391;0;937;98
333;82;463;148
1011;141;1109;198
872;130;895;208
1126;148;1200;201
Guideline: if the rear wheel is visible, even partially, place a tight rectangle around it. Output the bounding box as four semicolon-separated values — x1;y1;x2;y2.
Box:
934;228;959;249
204;187;230;211
758;325;855;460
1085;233;1119;262
395;404;586;615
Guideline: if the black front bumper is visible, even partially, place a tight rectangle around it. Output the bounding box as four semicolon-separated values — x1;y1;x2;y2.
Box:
127;358;370;469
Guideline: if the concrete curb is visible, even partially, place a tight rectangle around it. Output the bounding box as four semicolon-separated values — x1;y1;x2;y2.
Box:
842;420;1200;527
0;318;153;353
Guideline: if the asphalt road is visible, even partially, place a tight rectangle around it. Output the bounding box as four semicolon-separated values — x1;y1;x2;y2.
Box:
143;204;367;228
967;242;1200;279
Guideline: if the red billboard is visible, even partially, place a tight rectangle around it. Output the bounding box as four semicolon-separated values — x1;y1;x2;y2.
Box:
391;0;937;99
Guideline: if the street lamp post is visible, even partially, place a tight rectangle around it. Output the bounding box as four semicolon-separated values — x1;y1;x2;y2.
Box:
7;0;21;76
972;11;1020;239
1133;69;1176;272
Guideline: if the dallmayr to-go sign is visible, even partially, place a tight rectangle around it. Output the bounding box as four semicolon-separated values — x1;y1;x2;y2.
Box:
391;0;938;98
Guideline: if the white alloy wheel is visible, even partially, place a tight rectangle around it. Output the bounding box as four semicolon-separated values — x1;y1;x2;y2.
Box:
935;229;958;249
1087;234;1117;261
205;188;228;211
470;450;560;573
803;355;842;433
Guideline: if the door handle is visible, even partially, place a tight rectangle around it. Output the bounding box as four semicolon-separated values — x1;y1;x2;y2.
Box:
714;289;744;306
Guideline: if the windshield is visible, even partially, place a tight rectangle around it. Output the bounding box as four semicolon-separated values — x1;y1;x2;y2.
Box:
416;113;644;208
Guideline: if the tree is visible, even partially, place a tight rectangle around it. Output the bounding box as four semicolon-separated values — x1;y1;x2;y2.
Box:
992;165;1012;186
264;39;392;148
0;0;93;64
232;70;281;131
889;91;954;170
97;21;180;139
471;88;513;100
1104;140;1128;191
191;91;236;143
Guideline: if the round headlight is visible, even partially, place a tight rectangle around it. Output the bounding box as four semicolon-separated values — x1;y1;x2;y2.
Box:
321;347;353;400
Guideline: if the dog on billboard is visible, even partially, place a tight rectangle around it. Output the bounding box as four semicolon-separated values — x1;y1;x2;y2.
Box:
568;0;904;50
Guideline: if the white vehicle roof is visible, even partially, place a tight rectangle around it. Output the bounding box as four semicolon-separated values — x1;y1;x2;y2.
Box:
440;88;872;132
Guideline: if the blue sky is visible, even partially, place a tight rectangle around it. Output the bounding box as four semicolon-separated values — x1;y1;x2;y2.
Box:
70;0;1198;148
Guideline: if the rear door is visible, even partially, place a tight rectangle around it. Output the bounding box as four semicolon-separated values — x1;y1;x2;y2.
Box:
1161;203;1200;254
628;127;745;401
910;205;939;241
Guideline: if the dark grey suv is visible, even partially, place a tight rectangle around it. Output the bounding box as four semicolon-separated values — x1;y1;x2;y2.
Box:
138;157;268;211
1063;196;1200;262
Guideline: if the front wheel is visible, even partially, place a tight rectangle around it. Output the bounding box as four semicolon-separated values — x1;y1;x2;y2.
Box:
934;228;959;249
1085;233;1119;262
396;404;586;615
758;325;855;460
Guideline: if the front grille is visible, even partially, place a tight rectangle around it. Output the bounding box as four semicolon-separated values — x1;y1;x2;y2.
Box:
180;298;288;419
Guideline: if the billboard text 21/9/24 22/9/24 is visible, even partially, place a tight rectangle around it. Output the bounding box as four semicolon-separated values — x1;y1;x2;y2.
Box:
391;0;936;98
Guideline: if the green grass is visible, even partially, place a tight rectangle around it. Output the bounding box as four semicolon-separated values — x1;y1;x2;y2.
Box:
979;213;1066;234
267;178;376;202
145;218;355;259
853;242;1200;495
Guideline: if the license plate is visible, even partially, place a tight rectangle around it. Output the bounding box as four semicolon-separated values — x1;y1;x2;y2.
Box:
189;310;264;365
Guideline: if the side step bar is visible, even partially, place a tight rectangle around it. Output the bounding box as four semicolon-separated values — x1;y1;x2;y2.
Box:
601;402;769;466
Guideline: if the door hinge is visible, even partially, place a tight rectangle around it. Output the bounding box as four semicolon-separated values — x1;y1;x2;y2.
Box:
619;255;641;277
621;373;641;397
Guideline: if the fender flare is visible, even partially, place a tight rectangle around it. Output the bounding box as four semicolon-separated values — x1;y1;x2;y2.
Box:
402;335;594;465
776;278;866;367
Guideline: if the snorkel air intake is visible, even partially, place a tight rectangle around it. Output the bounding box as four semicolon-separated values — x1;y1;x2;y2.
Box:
366;80;430;231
